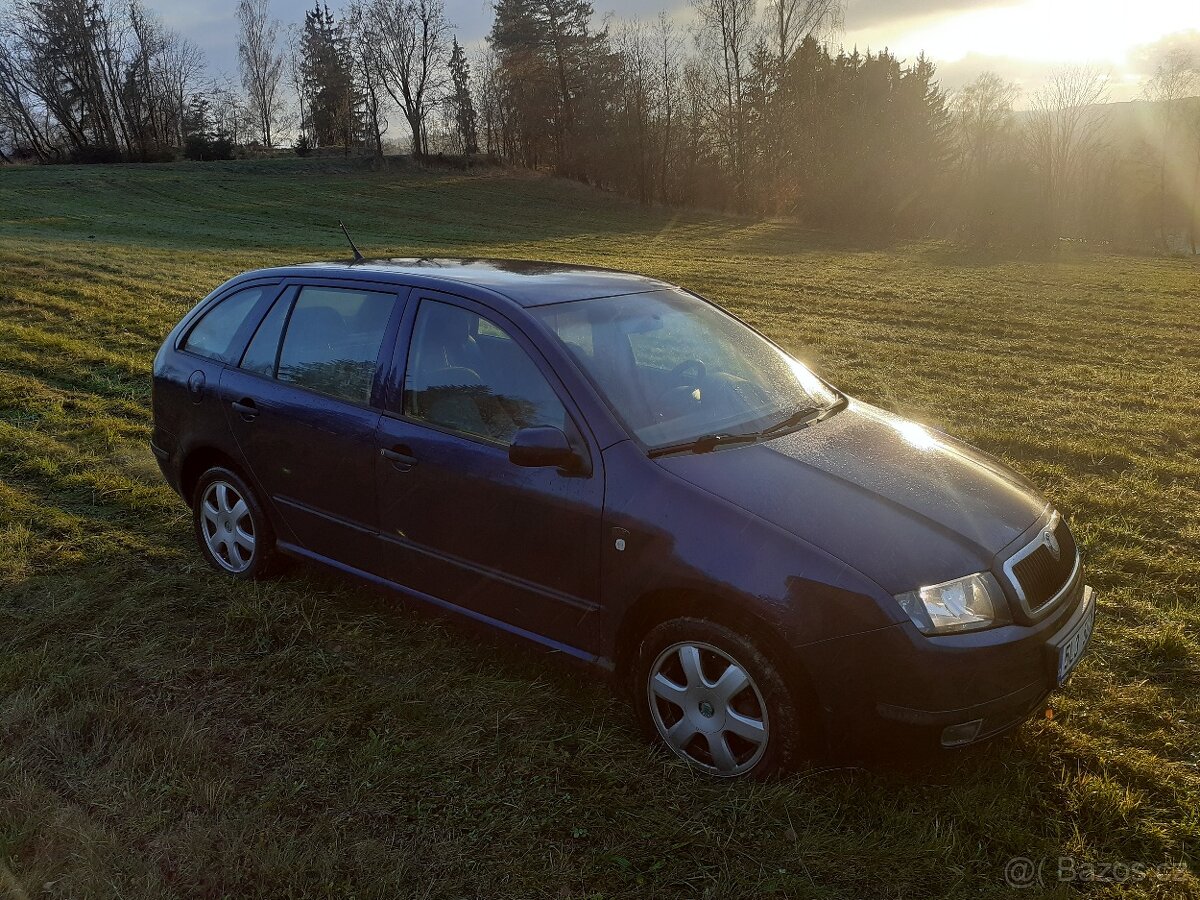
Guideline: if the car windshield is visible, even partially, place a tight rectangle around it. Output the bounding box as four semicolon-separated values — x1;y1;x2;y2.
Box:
532;289;840;449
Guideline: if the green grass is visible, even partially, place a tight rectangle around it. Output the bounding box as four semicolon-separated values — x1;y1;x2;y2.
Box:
1;155;1198;899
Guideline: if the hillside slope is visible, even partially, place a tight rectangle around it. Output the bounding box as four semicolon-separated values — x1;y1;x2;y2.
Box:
0;157;1198;898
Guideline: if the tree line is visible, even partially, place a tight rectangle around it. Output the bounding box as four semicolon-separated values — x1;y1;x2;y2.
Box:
2;0;1198;249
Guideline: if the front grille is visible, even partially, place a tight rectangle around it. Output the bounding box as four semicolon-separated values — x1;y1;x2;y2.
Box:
1011;517;1078;612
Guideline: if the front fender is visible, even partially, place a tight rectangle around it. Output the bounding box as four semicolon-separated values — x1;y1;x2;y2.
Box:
597;440;905;661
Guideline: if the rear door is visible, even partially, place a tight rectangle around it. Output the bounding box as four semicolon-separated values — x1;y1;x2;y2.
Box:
161;281;282;484
220;279;408;573
374;290;605;656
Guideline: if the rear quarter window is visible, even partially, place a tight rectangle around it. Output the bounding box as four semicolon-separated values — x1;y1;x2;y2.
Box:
182;287;269;363
239;292;292;376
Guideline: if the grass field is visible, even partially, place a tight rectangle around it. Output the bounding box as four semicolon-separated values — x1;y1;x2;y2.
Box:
1;156;1198;899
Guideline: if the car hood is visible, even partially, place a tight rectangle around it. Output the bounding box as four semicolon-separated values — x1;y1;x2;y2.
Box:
654;401;1046;594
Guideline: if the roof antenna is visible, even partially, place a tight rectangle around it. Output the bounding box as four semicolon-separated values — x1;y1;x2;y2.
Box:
338;221;364;262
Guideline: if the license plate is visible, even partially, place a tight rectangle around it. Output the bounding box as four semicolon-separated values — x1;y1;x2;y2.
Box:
1056;590;1095;684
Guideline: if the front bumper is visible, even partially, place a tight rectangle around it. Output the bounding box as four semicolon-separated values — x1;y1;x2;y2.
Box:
880;586;1095;746
804;580;1096;752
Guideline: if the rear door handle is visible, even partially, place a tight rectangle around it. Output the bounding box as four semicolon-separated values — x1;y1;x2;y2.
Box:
231;398;259;420
381;446;417;470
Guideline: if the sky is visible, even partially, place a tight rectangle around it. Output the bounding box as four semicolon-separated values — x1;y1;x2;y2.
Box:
148;0;1200;102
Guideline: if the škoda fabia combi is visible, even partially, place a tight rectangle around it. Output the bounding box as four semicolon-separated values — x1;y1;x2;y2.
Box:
152;257;1096;777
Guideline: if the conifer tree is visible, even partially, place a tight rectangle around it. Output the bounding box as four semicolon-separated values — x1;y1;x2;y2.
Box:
448;37;478;155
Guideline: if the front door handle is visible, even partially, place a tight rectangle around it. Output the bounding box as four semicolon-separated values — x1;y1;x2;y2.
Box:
231;398;259;421
381;446;418;470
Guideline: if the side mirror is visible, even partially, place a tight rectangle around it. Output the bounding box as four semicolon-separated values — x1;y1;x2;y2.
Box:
509;426;581;472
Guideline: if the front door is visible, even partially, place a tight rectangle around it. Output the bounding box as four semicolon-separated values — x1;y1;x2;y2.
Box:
221;281;405;573
375;293;604;657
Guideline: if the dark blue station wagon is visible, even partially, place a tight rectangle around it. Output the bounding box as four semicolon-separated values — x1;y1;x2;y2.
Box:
152;259;1097;777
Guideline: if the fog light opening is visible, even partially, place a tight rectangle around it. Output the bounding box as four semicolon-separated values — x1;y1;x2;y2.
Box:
941;719;983;748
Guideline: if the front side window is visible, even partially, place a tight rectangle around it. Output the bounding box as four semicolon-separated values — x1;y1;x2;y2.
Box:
275;286;396;405
533;289;839;448
403;300;566;444
182;286;267;363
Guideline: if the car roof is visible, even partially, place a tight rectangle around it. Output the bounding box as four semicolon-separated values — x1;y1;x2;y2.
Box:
246;258;675;308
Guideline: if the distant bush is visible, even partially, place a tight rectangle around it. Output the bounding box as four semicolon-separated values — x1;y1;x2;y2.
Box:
7;145;45;163
294;135;313;157
70;145;124;165
429;152;470;171
141;148;178;164
184;133;234;162
425;152;502;172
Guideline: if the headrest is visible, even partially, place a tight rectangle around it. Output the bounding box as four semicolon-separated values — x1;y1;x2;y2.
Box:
425;307;474;348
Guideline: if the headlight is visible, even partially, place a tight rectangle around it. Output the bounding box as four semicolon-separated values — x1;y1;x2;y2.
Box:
895;572;1008;635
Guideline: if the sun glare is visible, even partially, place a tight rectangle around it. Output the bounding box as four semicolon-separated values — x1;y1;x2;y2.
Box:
891;420;941;452
848;0;1196;70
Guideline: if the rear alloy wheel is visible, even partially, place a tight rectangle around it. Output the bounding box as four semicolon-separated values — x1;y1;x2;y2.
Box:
193;466;277;580
634;617;807;778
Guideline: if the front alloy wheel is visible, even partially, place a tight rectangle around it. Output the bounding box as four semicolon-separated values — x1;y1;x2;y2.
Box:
634;617;809;778
648;641;770;776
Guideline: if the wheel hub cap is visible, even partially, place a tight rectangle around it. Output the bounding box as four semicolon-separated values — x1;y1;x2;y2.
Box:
647;641;770;777
200;481;255;574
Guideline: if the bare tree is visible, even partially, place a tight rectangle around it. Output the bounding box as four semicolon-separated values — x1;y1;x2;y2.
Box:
655;11;681;204
347;1;389;163
208;75;253;148
617;19;654;202
1025;65;1110;242
953;72;1019;175
1143;49;1199;249
155;31;205;146
372;0;450;158
5;0;208;160
473;44;503;157
764;0;843;65
15;0;121;154
0;29;57;160
286;24;310;146
692;0;756;207
237;0;285;147
951;72;1020;243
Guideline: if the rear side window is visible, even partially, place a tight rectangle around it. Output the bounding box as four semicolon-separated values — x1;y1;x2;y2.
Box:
182;287;267;363
275;286;396;405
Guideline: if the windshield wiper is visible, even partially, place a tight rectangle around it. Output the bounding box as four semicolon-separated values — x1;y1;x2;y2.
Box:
648;431;761;458
648;398;847;458
760;405;824;436
760;397;848;437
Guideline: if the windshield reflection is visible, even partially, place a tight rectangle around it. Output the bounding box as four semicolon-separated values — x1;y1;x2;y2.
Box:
533;289;840;449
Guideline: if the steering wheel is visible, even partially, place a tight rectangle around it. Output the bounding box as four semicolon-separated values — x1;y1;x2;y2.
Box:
652;359;708;421
667;358;706;388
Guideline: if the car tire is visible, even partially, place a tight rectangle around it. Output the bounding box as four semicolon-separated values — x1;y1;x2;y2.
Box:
632;617;812;778
192;466;278;580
